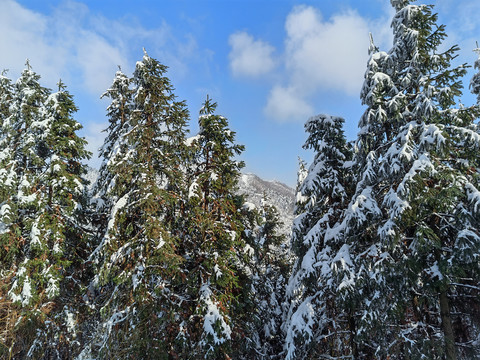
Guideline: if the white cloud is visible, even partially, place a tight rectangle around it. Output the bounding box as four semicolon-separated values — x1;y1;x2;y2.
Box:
229;31;276;77
0;0;68;87
75;32;126;95
264;85;313;122
0;0;196;96
284;6;371;95
0;0;128;95
264;5;392;122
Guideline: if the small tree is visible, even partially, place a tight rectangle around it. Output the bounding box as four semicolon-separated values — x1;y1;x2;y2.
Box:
246;196;289;359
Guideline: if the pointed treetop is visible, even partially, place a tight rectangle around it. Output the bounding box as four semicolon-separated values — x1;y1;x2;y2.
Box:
25;59;32;71
139;48;151;68
56;79;66;92
474;41;480;57
199;94;217;116
368;32;379;55
296;157;308;187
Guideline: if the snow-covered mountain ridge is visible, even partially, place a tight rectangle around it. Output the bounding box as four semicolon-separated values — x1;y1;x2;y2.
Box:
237;173;295;236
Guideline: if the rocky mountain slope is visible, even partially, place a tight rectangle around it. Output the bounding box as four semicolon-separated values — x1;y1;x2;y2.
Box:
237;173;295;237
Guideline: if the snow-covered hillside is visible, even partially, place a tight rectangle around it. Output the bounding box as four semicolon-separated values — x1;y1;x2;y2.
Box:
237;173;295;236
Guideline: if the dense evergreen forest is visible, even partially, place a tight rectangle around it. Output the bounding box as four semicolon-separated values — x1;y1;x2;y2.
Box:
1;0;480;359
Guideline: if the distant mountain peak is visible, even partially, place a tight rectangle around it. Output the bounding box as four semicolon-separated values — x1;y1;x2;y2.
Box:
237;173;295;236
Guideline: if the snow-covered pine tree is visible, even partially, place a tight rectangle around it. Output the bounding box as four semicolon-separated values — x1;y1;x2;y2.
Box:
1;62;52;358
0;70;18;360
0;71;16;271
80;68;134;358
246;195;290;359
0;62;50;277
180;96;247;359
23;80;91;358
284;114;352;359
334;18;408;359
83;51;189;359
0;62;91;358
90;68;133;245
340;1;480;358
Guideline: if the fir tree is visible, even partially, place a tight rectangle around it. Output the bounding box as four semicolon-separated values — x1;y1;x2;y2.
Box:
91;68;133;237
247;196;289;359
284;114;352;359
83;51;189;359
23;80;91;358
0;62;50;276
284;2;480;359
2;62;52;357
0;63;90;358
0;69;18;360
179;96;247;359
340;1;480;358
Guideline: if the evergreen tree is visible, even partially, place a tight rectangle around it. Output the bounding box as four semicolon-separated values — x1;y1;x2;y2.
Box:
283;114;353;359
339;1;480;358
0;69;19;360
178;96;247;359
0;62;90;358
284;2;480;359
247;196;289;359
91;68;133;240
0;70;16;271
22;80;91;358
0;62;50;281
2;63;52;357
83;51;189;359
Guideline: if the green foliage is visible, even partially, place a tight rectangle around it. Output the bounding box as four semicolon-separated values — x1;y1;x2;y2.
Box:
0;62;91;358
342;1;480;358
85;51;190;359
177;95;248;358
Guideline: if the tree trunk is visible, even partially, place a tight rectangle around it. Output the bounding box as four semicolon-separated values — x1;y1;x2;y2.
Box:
439;290;456;360
348;312;358;358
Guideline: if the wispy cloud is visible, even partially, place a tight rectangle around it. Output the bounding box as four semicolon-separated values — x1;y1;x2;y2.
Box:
0;0;200;96
227;4;392;122
228;31;276;78
264;85;313;122
0;0;70;87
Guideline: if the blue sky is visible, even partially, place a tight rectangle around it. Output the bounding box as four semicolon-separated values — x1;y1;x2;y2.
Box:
2;0;479;186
